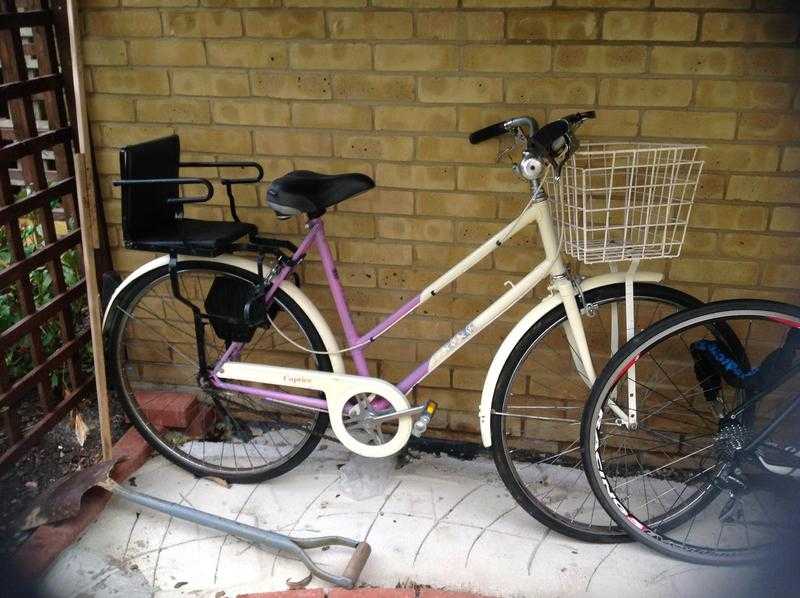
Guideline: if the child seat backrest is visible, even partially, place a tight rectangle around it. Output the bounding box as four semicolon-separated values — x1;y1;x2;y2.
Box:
119;134;181;242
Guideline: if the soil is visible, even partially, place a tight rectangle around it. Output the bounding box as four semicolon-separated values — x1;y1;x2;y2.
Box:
0;393;128;559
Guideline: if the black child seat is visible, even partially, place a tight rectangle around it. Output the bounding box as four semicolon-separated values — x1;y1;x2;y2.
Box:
115;135;259;257
267;170;375;218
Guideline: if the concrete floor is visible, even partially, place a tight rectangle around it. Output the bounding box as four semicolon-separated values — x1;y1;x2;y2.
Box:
42;444;758;598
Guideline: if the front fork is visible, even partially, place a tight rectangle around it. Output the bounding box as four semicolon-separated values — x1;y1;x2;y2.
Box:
554;260;641;429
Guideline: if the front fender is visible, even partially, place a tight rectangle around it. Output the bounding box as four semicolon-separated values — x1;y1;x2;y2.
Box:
478;270;663;447
102;254;345;374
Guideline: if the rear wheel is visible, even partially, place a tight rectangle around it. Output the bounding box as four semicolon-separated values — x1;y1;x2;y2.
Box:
491;283;701;542
581;300;800;564
105;261;332;483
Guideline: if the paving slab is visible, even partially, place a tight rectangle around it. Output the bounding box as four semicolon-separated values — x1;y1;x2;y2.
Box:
42;444;758;597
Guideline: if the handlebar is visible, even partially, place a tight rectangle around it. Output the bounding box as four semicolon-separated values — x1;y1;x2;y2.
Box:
468;111;596;180
468;115;539;145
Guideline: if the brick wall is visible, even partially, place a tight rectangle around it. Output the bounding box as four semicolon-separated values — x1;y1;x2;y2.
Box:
83;0;800;442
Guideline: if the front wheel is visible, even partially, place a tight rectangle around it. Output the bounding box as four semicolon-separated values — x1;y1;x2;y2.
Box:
491;283;701;542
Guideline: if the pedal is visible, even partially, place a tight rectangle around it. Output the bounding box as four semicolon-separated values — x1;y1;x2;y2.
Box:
412;401;438;437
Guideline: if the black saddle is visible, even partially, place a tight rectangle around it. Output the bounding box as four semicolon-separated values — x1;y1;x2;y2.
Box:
267;170;375;217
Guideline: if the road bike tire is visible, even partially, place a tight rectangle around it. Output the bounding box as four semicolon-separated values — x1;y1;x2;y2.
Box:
581;299;800;564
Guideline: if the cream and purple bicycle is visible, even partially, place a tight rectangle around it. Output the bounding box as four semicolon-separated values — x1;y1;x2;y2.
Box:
103;112;704;542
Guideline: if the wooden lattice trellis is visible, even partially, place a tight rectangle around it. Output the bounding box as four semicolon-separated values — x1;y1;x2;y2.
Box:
0;0;108;472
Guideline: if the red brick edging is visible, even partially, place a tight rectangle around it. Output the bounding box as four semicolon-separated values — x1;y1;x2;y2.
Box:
15;426;153;579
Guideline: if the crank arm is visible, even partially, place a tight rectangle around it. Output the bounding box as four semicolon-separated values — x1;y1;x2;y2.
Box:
365;404;426;425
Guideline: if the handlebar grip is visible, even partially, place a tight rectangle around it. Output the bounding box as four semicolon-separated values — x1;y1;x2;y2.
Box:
342;542;371;587
469;121;507;145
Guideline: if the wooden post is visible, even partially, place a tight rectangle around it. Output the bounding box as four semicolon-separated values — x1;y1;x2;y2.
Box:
66;0;112;460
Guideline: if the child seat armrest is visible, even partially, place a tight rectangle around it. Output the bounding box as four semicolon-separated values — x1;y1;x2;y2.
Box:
112;177;214;206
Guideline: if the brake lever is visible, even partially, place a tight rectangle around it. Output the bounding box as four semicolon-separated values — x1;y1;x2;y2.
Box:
496;126;527;165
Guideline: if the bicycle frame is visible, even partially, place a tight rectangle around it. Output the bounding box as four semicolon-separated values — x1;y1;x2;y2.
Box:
209;195;599;410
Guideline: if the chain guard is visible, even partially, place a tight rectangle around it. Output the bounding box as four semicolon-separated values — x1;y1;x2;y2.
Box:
216;362;413;458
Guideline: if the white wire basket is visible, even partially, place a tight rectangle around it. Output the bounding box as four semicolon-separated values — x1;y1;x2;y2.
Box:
544;143;704;264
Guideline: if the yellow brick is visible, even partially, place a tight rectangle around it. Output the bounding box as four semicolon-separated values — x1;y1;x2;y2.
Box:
177;126;252;154
254;129;332;157
416;11;504;41
655;0;750;7
93;67;169;95
374;106;456;132
206;41;287;68
702;12;799;43
507;77;595;105
604;11;697;41
244;9;325;38
289;42;371;70
720;233;800;262
172;69;250;97
212;99;291;126
416;191;496;218
551;107;639;137
332;74;415;101
136;98;211;124
129;39;205;66
373;0;458;7
165;10;242;37
88;95;135;121
328;11;412;39
696;173;726;200
641;110;736;140
339;189;414;214
762;264;800;289
705;144;780;173
416;136;497;164
339;240;412;265
781;147;800;172
100;123;174;147
462;0;551;5
553;44;647;74
727;176;800;204
681;230;718;257
292;102;372;130
86;10;162;36
650;46;746;76
251;73;330;100
82;39;127;66
419;76;502;104
670;258;759;286
507;11;597;40
334;134;413;161
599;78;692;107
771;207;800;233
746;48;800;79
322;213;376;238
376;163;454;190
377;216;453;242
457;166;528;193
738;113;800;142
285;0;365;5
690;204;768;231
374;44;459;71
695;80;793;110
463;45;550;73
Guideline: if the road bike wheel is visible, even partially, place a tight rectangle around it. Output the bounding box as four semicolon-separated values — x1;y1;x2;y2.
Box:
105;261;332;483
581;299;800;564
491;283;701;542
